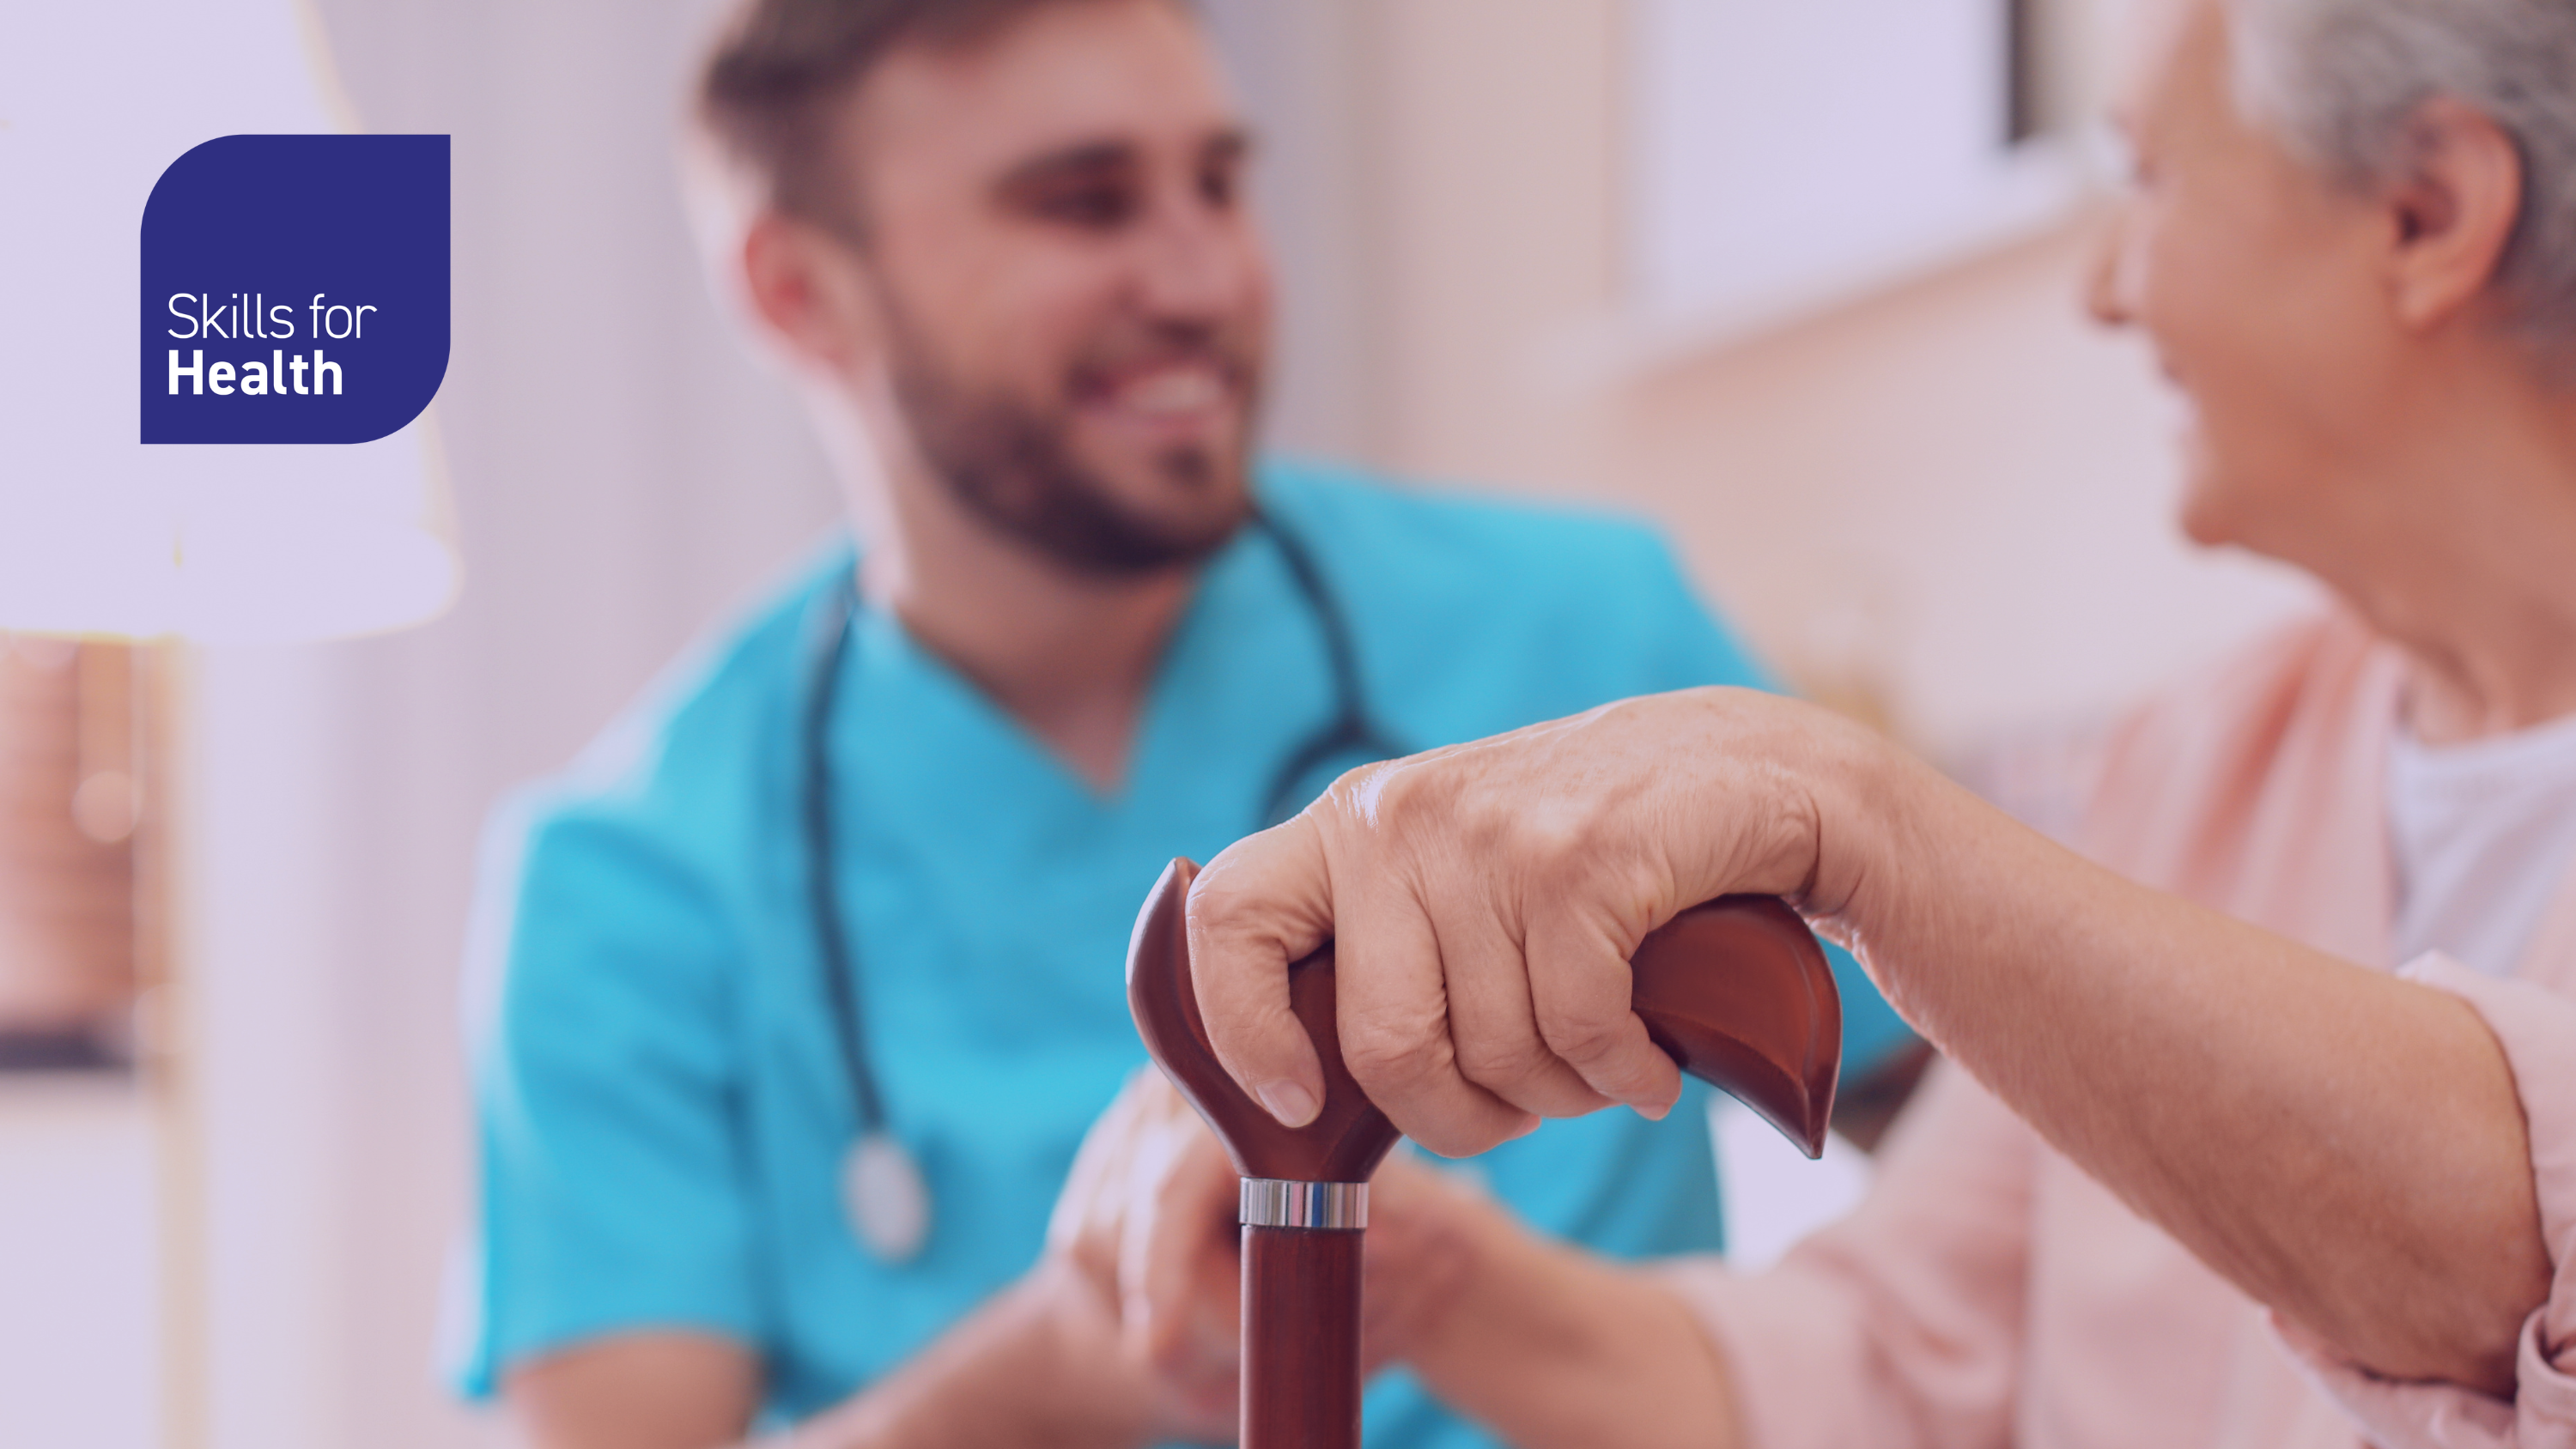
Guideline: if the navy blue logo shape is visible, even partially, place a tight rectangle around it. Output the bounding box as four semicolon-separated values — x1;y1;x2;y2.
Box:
141;135;449;444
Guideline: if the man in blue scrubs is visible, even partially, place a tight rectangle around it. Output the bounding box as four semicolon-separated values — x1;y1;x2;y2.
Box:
456;0;1917;1445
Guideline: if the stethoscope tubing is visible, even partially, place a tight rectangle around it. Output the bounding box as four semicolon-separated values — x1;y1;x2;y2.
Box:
801;508;1403;1260
802;574;890;1137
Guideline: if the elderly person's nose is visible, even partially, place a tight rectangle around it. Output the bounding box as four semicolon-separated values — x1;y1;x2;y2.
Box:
2086;211;2142;330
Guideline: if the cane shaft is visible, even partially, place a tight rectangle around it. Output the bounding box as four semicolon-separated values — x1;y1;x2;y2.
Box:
1241;1222;1363;1449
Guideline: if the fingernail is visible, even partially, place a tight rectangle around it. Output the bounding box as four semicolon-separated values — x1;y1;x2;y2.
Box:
1255;1080;1319;1126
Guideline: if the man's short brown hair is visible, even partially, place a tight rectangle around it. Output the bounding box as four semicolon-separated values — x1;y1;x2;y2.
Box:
696;0;1148;232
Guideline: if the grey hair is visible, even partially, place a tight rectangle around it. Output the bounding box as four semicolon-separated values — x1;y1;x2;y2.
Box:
2232;0;2576;365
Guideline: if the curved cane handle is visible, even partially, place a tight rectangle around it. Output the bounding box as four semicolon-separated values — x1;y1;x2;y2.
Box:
1126;857;1843;1172
1127;858;1401;1183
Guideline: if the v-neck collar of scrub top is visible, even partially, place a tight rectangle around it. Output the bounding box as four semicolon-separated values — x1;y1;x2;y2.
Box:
828;522;1355;849
781;524;1364;1360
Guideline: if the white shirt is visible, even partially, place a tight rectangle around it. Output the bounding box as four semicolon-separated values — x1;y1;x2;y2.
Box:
2387;706;2576;976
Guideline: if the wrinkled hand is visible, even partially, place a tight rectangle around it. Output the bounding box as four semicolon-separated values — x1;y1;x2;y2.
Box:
1184;688;1889;1157
1048;1070;1485;1419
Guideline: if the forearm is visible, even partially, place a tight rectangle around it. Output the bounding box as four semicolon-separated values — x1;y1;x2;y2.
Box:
783;1261;1150;1449
1401;1196;1740;1449
1815;740;2549;1391
1193;685;2551;1398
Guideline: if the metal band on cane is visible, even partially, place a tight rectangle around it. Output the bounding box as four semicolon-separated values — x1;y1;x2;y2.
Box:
1239;1179;1369;1230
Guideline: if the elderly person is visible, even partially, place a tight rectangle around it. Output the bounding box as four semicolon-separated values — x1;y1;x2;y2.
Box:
1055;0;2576;1444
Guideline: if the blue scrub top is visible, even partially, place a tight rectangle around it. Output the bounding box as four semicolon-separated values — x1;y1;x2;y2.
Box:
454;459;1914;1443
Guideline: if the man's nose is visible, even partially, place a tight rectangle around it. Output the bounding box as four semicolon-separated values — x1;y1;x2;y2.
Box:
1130;188;1267;323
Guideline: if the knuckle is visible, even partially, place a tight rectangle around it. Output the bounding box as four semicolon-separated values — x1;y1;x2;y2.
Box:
1322;755;1454;846
1510;800;1613;890
1315;761;1404;839
1450;1030;1553;1089
1340;1017;1455;1104
1537;1009;1632;1069
1340;1028;1437;1096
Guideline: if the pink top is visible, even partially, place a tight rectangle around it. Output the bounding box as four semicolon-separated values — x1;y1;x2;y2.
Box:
1669;613;2576;1448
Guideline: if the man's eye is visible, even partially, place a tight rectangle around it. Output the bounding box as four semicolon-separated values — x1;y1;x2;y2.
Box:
1199;164;1239;210
1034;184;1138;228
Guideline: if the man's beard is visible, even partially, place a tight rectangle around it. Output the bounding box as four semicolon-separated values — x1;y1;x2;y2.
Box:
882;307;1257;578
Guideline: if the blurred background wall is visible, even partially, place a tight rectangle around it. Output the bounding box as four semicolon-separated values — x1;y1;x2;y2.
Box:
1212;0;2316;753
4;2;2323;1446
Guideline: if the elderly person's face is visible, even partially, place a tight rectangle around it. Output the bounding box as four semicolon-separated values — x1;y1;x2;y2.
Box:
2090;0;2426;565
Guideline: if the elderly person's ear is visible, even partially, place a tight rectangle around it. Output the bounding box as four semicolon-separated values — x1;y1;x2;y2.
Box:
2381;96;2526;334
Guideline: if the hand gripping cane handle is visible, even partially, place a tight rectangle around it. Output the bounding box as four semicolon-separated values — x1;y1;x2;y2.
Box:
1126;858;1844;1449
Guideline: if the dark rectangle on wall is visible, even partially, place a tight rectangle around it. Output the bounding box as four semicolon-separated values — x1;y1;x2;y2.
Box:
2007;0;2044;145
0;637;141;1073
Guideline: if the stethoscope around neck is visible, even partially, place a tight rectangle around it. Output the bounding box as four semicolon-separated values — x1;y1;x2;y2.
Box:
801;509;1406;1263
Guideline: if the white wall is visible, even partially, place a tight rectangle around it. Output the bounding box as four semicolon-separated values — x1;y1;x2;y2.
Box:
1310;0;2318;755
184;1;836;1444
0;1082;160;1449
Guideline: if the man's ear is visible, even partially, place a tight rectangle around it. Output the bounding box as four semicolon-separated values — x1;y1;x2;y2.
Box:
2382;97;2525;334
740;211;885;379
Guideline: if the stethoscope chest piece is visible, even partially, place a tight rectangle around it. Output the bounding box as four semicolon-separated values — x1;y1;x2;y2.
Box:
843;1130;931;1264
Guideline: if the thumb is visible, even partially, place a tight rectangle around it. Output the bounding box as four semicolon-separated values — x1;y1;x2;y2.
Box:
1187;815;1335;1127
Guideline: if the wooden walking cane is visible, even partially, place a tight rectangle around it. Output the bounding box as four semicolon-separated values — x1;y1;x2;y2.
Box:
1127;858;1844;1449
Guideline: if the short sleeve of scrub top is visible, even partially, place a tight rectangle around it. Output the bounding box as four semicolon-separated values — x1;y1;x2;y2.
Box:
457;634;815;1378
452;458;1917;1446
462;797;759;1354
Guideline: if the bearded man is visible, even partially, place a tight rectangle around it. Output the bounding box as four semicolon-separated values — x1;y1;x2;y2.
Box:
448;2;1916;1446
